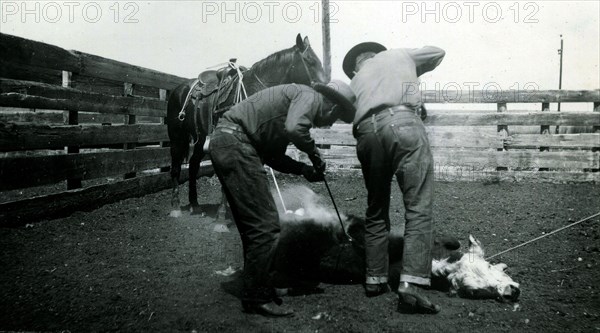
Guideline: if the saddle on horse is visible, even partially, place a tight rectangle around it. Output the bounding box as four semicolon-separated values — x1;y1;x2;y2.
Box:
182;59;249;146
193;59;249;113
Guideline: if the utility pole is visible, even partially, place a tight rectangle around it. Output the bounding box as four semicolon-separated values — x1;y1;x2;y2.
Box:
322;0;331;82
556;34;564;134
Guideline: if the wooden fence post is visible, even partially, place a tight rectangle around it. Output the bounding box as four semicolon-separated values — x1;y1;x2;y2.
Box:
63;70;82;190
539;102;550;171
593;102;600;172
123;82;136;179
159;88;170;173
321;0;332;82
497;102;508;171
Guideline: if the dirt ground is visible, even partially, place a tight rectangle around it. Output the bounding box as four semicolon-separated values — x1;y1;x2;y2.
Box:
1;173;599;333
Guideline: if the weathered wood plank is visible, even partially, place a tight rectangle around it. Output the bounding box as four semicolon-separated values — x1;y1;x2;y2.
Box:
433;149;599;170
0;165;214;226
426;127;503;148
0;60;63;85
421;89;600;103
0;33;188;90
0;33;81;72
74;51;188;90
432;169;600;183
76;113;162;124
70;73;125;96
69;73;162;98
310;128;355;145
0;93;165;118
0;79;166;117
0;110;65;124
0;148;171;190
0;124;168;151
425;112;600;126
310;127;503;148
0;110;161;125
288;148;599;170
331;168;600;184
505;133;600;148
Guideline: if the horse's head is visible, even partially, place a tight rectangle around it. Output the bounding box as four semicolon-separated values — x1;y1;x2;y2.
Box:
290;34;326;85
245;34;326;91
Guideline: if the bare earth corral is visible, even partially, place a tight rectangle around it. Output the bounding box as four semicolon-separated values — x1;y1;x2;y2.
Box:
0;173;599;332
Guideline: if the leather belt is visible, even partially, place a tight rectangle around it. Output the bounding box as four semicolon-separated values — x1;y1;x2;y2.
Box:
370;104;415;116
214;121;252;145
215;122;244;134
357;104;416;125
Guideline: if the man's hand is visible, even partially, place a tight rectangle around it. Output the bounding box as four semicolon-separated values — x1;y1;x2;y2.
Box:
308;149;326;174
301;164;324;182
419;105;428;121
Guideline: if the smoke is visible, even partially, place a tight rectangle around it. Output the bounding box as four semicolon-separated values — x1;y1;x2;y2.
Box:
272;184;343;226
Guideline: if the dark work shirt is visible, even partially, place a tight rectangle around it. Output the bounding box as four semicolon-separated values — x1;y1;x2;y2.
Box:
221;84;329;174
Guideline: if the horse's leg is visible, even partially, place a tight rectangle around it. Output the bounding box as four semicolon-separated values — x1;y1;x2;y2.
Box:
169;138;188;217
188;137;206;215
166;81;194;217
215;188;231;223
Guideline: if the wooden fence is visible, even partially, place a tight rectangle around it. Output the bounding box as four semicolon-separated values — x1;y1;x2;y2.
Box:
1;33;599;225
300;90;600;183
0;33;198;226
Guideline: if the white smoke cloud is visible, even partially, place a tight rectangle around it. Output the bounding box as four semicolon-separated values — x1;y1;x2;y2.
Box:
272;184;344;226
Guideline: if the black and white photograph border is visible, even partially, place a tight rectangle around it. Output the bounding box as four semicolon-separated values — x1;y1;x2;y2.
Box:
0;1;599;332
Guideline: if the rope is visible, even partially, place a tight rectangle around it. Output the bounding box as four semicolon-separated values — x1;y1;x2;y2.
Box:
177;79;200;121
253;73;268;89
270;167;287;212
486;211;600;260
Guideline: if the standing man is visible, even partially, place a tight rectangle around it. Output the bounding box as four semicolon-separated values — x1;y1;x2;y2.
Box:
209;81;356;317
342;42;445;314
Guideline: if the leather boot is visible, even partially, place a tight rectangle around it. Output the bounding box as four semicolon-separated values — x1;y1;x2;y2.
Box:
365;283;390;297
397;282;441;314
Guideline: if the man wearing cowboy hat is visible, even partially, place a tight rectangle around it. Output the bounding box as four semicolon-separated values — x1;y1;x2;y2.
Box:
208;81;356;317
343;42;445;314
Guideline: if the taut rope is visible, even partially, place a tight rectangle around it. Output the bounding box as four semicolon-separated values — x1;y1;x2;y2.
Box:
486;212;600;260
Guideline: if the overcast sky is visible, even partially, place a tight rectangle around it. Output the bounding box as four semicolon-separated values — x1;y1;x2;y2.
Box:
2;0;599;94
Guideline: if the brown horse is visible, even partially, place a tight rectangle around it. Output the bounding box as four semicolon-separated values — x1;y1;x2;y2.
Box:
166;34;326;216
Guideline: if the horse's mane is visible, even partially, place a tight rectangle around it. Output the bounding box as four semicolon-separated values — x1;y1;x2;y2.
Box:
247;45;297;77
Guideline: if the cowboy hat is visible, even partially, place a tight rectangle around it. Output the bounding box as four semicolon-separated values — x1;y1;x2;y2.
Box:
312;80;356;123
342;42;387;79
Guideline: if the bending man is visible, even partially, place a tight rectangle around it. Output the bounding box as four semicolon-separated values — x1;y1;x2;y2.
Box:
343;42;445;314
209;81;356;317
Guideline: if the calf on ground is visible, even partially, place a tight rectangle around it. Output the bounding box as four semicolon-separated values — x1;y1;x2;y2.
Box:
272;214;520;302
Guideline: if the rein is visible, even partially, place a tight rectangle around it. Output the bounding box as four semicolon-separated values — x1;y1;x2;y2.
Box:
177;79;200;122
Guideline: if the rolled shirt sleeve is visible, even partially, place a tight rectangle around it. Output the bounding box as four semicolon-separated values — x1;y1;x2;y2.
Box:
408;46;446;77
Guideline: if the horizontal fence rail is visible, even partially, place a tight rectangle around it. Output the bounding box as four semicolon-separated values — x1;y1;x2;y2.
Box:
1;33;188;90
0;78;167;117
0;148;171;191
421;89;600;103
0;32;598;225
424;112;600;126
0;123;167;151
